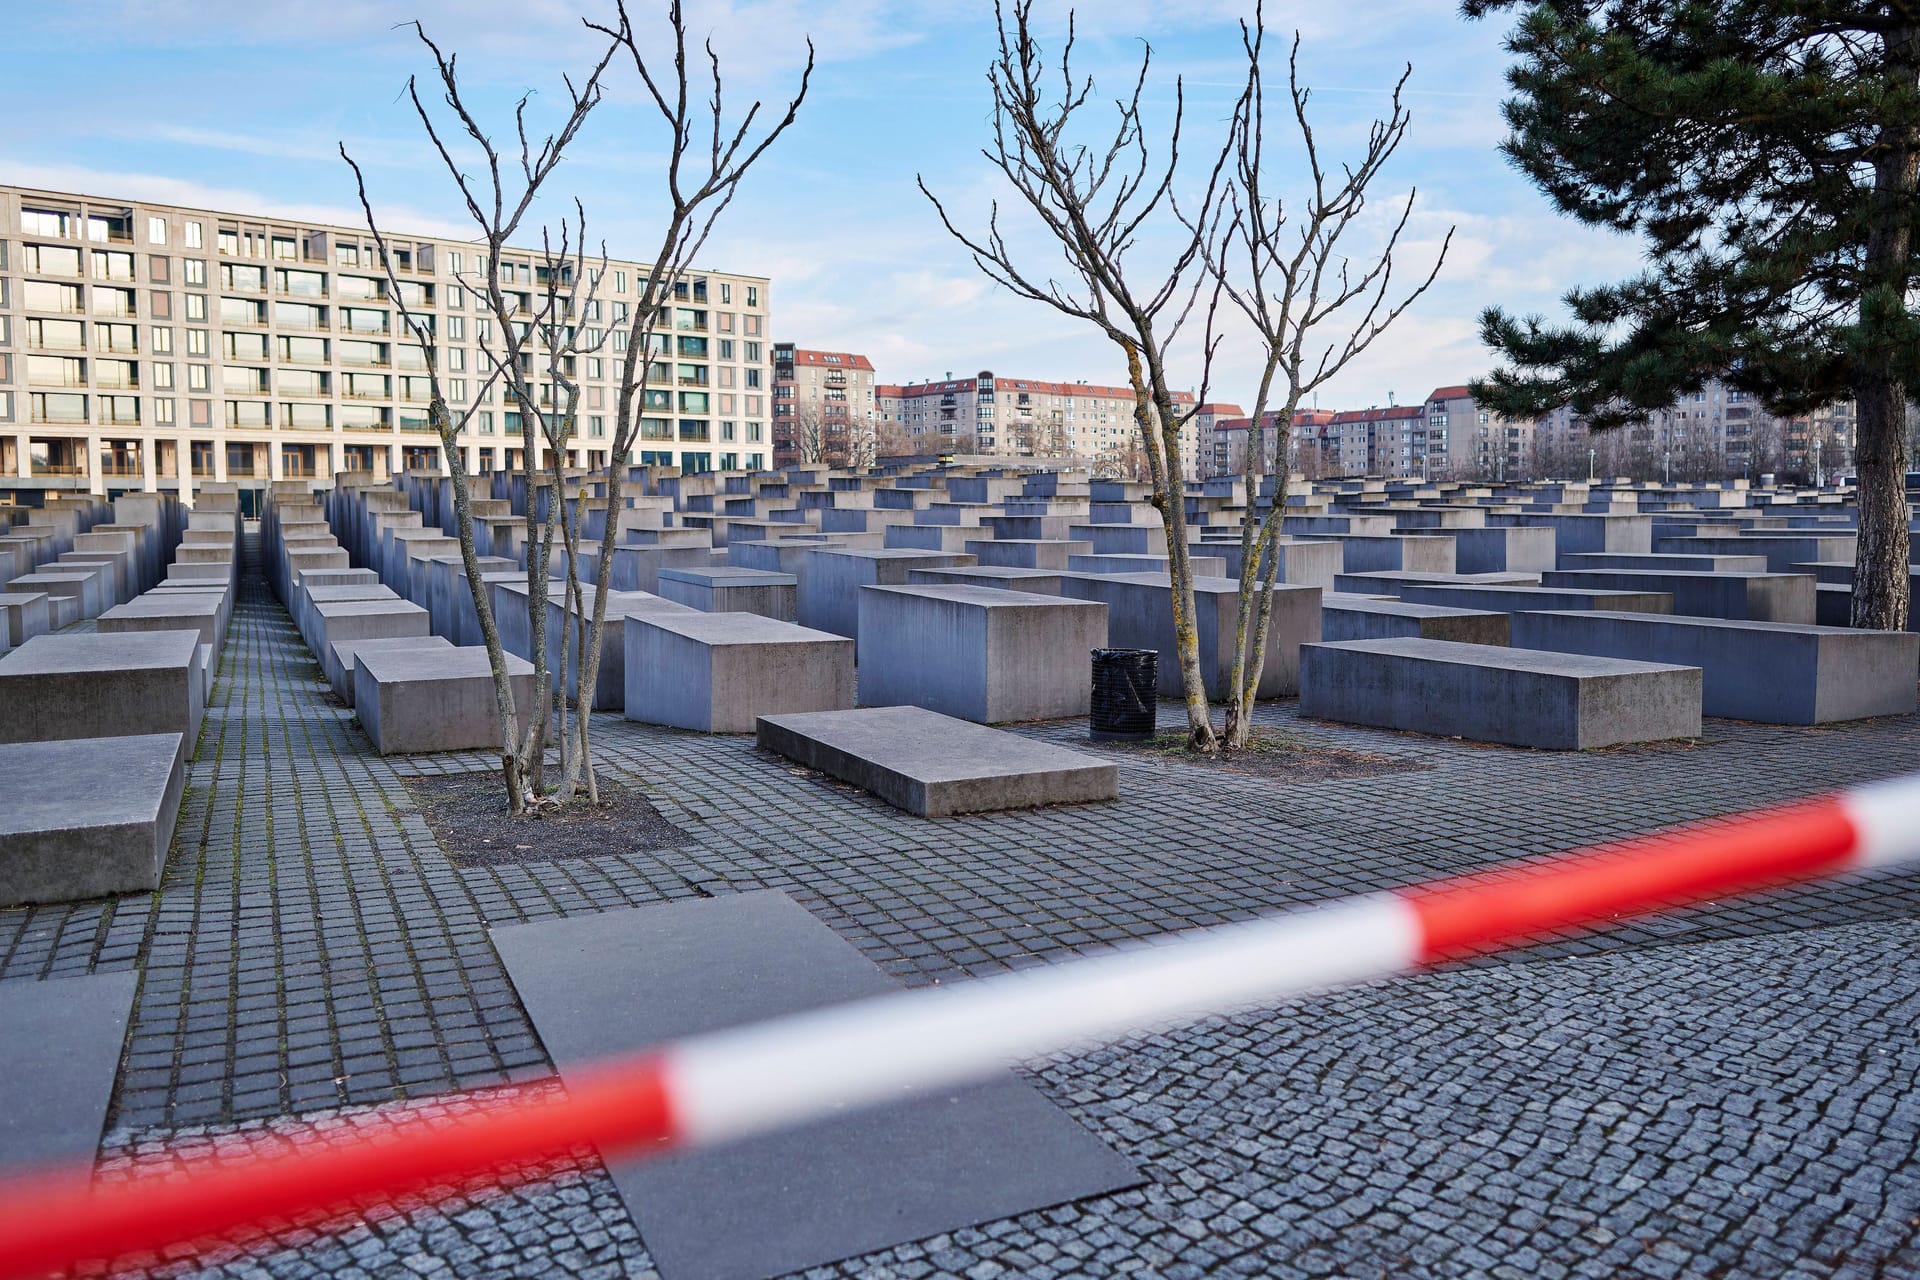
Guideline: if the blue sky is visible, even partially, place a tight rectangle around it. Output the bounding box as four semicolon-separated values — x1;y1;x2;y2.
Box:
3;1;1642;411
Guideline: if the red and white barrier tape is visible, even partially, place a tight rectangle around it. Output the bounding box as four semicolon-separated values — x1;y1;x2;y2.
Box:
1;773;1916;1277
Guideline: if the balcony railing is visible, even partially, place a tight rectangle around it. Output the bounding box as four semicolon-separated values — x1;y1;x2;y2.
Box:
31;463;88;476
32;410;89;425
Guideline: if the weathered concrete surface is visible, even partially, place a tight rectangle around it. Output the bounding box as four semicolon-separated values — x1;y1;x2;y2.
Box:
756;705;1118;817
354;646;535;755
626;611;854;733
1397;584;1676;615
1509;610;1917;725
1057;572;1319;699
799;548;977;644
0;631;204;754
1540;569;1816;624
858;584;1108;723
1321;594;1511;646
327;635;456;706
658;566;799;621
0;733;185;906
1299;637;1702;749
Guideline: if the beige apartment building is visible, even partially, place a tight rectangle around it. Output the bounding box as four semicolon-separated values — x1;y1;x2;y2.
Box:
0;185;774;508
1532;378;1858;481
875;370;1201;476
771;344;878;466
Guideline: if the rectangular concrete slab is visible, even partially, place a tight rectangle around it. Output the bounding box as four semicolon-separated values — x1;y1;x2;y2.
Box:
1508;610;1918;724
354;646;535;755
0;632;203;751
489;892;1141;1280
0;971;138;1194
757;705;1118;816
1299;637;1702;749
0;733;185;905
626;611;853;733
857;584;1107;722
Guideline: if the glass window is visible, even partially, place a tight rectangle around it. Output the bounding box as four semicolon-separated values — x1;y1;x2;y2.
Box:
217;229;239;255
184;294;207;321
151;326;173;353
184;258;207;286
187;329;209;355
184;221;203;248
746;286;758;307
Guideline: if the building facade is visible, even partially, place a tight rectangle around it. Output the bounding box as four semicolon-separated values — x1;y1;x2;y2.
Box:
1210;407;1335;479
771;344;877;467
0;185;774;503
1424;384;1531;482
1531;378;1858;481
876;370;1201;476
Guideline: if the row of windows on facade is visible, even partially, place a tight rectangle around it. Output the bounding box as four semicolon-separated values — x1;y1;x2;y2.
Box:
0;387;767;441
3;268;766;352
16;207;762;308
0;318;767;397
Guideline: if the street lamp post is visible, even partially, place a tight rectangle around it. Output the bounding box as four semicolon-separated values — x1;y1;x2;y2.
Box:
1813;437;1824;487
1588;446;1596;483
1664;450;1671;485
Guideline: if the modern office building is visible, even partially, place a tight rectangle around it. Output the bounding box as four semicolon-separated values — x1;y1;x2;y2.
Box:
0;185;774;508
771;344;878;467
876;370;1201;476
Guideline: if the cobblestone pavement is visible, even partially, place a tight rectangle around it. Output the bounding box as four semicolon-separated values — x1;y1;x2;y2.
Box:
5;540;1920;1279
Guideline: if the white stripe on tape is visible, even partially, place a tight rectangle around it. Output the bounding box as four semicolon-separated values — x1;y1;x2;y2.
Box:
666;894;1422;1147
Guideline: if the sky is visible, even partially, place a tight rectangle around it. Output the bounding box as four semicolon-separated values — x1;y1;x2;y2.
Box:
2;0;1648;412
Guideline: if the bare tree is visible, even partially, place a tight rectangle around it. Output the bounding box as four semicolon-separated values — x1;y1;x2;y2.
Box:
845;412;881;470
923;0;1232;748
344;21;615;814
793;403;829;465
553;0;811;803
1190;12;1450;748
875;417;918;459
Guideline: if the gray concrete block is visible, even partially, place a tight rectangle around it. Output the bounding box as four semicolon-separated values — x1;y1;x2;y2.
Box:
354;646;536;755
1321;593;1511;646
0;733;185;905
857;584;1107;723
756;705;1119;816
658;566;799;621
1068;552;1229;578
1397;584;1676;615
327;635;455;705
1325;534;1457;575
1452;526;1558;575
1540;569;1816;624
98;593;228;662
314;600;430;694
963;538;1093;570
1563;552;1770;573
9;569;106;620
906;566;1066;595
0;632;203;753
1509;610;1917;724
799;548;977;642
0;592;51;648
626;611;854;733
1299;637;1702;749
1057;572;1319;699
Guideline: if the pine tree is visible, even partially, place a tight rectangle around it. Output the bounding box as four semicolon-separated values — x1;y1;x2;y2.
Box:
1463;2;1920;627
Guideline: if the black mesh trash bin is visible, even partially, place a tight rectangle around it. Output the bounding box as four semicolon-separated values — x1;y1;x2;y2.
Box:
1089;647;1157;741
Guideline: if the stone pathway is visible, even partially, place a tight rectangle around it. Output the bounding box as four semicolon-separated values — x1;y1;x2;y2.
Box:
4;537;1920;1278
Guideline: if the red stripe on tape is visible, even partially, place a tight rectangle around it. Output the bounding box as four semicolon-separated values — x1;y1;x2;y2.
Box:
1404;798;1861;963
0;1053;677;1279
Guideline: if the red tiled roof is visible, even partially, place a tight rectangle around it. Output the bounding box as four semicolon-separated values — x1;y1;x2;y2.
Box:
787;348;875;372
1427;384;1472;402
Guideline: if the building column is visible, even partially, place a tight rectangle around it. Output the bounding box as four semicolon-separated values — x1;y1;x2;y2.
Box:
86;432;104;497
141;432;158;493
214;438;229;482
388;442;401;477
13;432;29;479
269;438;285;481
178;436;195;505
